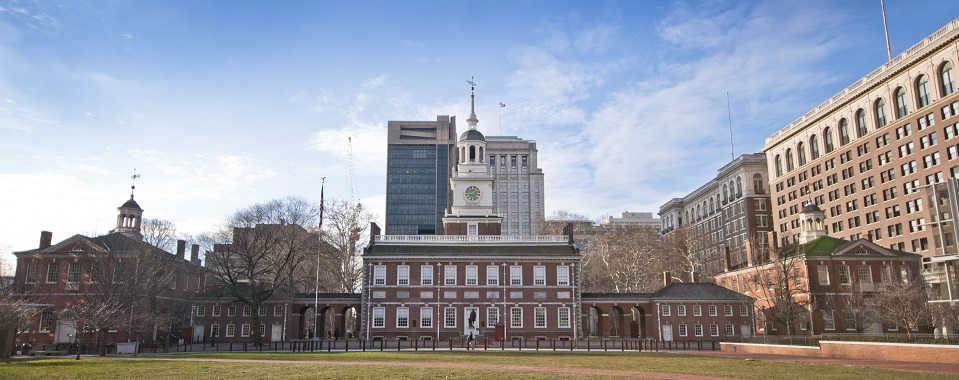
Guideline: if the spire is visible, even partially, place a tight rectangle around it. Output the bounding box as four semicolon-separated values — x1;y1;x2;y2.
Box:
130;168;140;200
466;76;478;130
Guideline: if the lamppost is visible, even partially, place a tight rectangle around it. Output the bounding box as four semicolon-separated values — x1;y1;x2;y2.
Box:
436;262;442;340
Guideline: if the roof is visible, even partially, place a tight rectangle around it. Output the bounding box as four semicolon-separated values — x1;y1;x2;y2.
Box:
798;236;918;259
14;231;188;264
364;243;579;258
651;283;753;301
120;195;142;210
460;129;485;142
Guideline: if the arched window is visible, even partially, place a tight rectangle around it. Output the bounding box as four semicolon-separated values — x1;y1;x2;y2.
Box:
696;205;701;220
709;197;715;213
823;127;835;153
753;173;765;194
775;155;783;177
785;149;794;171
736;177;743;196
839;119;850;146
941;61;955;96
916;75;931;108
723;184;729;202
729;181;735;199
810;135;820;159
855;109;869;137
797;142;806;166
894;87;908;118
873;100;886;129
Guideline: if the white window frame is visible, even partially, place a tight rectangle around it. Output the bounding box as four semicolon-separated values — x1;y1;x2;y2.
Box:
534;307;547;328
374;265;386;285
724;305;732;317
557;266;570;286
196;305;206;317
241;323;251;337
465;265;478;286
372;307;385;328
533;266;546;286
694;324;704;337
274;305;283;316
662;304;671;316
444;307;457;328
818;265;830;285
511;307;523;328
710;324;719;337
558;307;570;328
421;265;433;285
212;305;221;316
510;266;523;286
210;323;220;338
486;265;499;285
693;305;702;316
677;305;686;316
679;324;688;337
708;305;717;316
487;307;500;328
397;265;409;285
226;323;236;337
420;307;433;328
396;307;409;328
740;305;749;316
445;265;457;286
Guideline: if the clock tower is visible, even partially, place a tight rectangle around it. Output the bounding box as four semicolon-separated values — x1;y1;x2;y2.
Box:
443;78;502;236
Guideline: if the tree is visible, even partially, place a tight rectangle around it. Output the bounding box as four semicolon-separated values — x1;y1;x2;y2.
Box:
931;302;959;335
319;200;374;293
0;288;34;358
744;239;809;337
817;282;875;333
587;226;669;293
874;273;931;338
662;224;712;280
205;196;319;346
141;219;179;252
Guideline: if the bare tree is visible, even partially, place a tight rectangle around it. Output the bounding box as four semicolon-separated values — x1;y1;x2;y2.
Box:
586;226;668;293
744;240;809;337
0;288;35;358
662;224;712;280
141;219;179;252
320;200;375;293
931;302;959;335
205;196;319;346
874;273;931;338
817;283;874;333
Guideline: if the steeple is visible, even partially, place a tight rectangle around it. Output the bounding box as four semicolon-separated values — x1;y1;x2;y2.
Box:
797;200;826;244
466;76;479;129
113;170;144;239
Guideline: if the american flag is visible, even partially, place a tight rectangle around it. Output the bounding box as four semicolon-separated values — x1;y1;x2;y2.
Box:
499;102;506;107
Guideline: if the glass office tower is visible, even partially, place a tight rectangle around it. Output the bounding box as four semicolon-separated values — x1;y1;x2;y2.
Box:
385;116;457;235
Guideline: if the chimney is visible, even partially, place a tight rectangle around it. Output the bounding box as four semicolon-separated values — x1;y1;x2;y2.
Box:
745;238;754;267
723;246;731;271
176;240;186;260
690;271;701;283
191;244;200;264
39;231;52;249
663;271;672;287
369;222;381;242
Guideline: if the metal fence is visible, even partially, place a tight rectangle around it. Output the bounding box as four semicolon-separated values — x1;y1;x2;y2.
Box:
724;333;959;347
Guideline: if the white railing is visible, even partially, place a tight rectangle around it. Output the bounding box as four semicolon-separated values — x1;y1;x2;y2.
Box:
373;235;569;244
923;268;949;284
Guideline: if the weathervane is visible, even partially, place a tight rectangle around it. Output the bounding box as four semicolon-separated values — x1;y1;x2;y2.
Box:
130;169;141;197
467;76;476;93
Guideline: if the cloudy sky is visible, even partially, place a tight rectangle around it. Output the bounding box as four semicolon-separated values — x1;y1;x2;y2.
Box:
2;1;958;264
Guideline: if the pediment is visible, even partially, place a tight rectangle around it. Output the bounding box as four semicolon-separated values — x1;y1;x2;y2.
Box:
831;239;896;257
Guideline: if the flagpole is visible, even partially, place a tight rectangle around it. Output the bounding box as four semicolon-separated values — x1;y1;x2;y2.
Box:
881;0;892;61
314;177;325;339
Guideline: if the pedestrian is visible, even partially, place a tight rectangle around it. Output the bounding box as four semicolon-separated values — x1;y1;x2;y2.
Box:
467;331;474;350
334;328;340;341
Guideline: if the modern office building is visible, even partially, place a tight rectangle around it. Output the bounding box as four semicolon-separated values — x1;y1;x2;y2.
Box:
659;154;775;277
600;211;661;232
485;136;545;236
761;17;959;310
385;116;458;235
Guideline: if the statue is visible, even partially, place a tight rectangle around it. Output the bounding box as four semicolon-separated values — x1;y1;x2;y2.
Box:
468;309;477;328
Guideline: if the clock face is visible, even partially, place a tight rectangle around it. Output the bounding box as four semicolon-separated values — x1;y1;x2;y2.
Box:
464;186;481;202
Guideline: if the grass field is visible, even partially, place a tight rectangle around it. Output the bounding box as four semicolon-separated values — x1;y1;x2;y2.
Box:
1;351;954;379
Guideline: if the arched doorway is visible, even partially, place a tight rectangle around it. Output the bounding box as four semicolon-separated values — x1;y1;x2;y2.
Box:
299;306;316;339
587;307;602;337
321;308;336;338
630;306;647;338
342;307;358;338
608;307;622;337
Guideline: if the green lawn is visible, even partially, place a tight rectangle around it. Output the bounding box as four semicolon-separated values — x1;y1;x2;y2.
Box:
0;351;953;379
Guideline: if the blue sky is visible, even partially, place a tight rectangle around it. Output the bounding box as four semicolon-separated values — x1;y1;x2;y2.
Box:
2;0;958;264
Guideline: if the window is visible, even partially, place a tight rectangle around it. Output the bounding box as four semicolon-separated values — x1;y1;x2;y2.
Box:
818;265;830;285
196;305;206;317
24;262;37;283
724;305;733;317
678;305;686;316
710;324;720;337
775;155;783;177
809;135;820;159
533;266;546;285
556;266;569;286
396;307;409;328
39;307;52;331
373;265;386;285
486;265;499;285
694;324;704;337
212;305;221;316
679;324;688;337
917;75;931;107
786;149;794;171
258;305;267;316
421;265;433;285
874;101;887;129
46;262;59;283
228;305;236;316
857;265;873;284
839;265;851;285
397;265;409;285
725;324;735;336
210;323;220;338
487;307;500;328
856;107;872;138
824;127;835;152
558;307;571;328
444;307;457;328
465;265;478;286
226;324;236;337
420;307;433;328
823;310;836;330
708;305;718;316
243;305;252;316
373;307;385;328
445;265;457;285
693;305;702;316
942;61;955;96
662;305;671;316
534;307;547;328
510;266;522;285
510;307;523;328
895;87;908;118
797;142;807;166
274;305;283;316
740;305;749;316
839;119;850;145
66;262;80;284
241;324;251;337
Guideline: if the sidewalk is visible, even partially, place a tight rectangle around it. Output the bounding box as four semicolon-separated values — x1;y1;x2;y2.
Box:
680;350;959;375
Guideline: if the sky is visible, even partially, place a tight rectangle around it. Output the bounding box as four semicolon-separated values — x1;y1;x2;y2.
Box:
2;0;959;265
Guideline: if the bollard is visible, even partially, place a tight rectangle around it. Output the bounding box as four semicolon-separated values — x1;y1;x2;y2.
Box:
449;337;453;351
414;339;418;351
535;339;539;351
345;339;350;352
586;338;590;352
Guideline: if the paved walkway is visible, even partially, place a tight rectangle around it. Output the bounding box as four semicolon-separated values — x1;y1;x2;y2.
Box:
680;350;959;375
